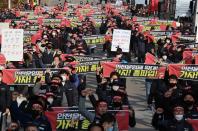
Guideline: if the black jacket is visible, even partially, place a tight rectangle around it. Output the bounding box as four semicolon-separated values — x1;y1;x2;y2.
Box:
0;82;11;111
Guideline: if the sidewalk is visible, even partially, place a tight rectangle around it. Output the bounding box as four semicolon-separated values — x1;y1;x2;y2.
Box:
126;78;155;131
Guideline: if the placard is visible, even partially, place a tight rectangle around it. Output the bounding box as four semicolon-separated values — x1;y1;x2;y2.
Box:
1;29;24;61
111;29;131;52
0;23;9;34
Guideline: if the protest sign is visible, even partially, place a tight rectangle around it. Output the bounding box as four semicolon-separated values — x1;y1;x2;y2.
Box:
102;62;166;79
169;64;198;80
1;29;23;61
0;23;9;34
45;107;129;131
111;29;131;52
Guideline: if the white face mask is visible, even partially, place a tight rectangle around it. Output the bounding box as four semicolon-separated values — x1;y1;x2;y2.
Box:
112;85;119;91
61;75;66;82
17;96;27;107
47;98;54;104
175;115;183;121
162;55;167;60
166;40;170;43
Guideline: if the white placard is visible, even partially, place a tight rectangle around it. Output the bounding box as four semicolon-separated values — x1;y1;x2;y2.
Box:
1;29;24;61
0;23;9;34
111;29;131;52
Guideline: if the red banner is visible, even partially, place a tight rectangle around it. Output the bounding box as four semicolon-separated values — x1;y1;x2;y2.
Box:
102;62;166;79
168;64;198;80
45;107;129;131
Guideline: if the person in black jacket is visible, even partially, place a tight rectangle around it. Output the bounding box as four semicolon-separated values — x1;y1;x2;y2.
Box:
41;42;54;65
59;69;78;107
10;95;52;131
137;33;146;63
0;70;11;112
165;105;193;131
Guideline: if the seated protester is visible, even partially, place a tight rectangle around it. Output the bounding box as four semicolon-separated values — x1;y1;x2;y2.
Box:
161;75;184;113
112;47;129;63
79;88;118;130
109;71;126;90
88;123;104;131
45;72;64;107
96;68;111;104
183;93;198;119
0;70;11;112
1;108;20;131
51;55;63;68
157;51;172;65
62;40;75;54
59;69;78;107
41;42;54;65
110;95;136;128
3;121;20;131
100;112;118;131
10;95;52;131
72;40;87;55
25;123;39;131
152;105;174;131
165;104;193;131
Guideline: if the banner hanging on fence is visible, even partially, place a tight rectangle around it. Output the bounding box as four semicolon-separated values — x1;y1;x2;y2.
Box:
102;62;166;79
168;64;198;80
45;107;129;131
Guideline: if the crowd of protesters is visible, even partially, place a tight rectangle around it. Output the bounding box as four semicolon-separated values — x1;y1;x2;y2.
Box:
0;1;197;131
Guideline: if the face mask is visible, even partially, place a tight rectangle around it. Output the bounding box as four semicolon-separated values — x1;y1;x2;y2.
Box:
112;85;119;91
47;46;52;49
17;96;27;107
51;86;58;91
169;83;177;87
31;110;41;119
162;55;167;60
107;127;113;131
175;114;183;121
43;35;47;39
184;100;194;107
166;40;170;43
61;75;66;82
39;46;45;52
47;98;54;104
113;102;122;107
